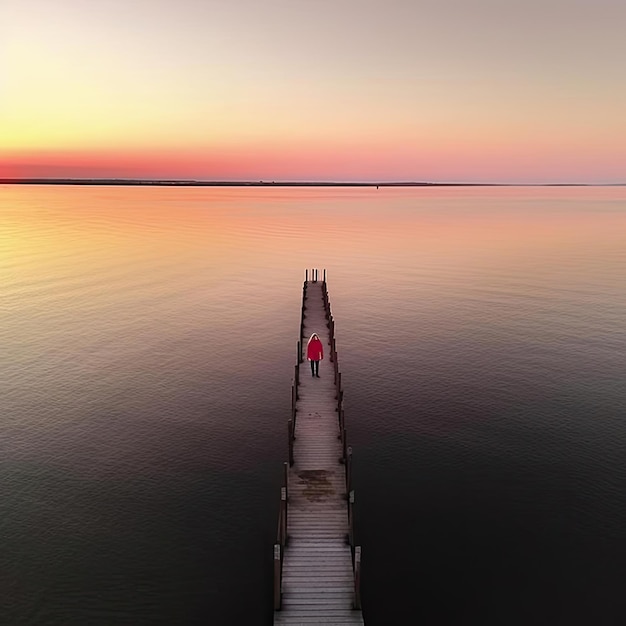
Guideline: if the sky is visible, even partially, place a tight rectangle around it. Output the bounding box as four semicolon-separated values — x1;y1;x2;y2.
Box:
1;0;625;183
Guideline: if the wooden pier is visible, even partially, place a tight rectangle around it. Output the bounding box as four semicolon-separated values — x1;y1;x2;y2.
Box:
273;269;364;625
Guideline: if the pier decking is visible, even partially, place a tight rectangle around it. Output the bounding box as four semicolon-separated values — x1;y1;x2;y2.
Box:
273;270;364;625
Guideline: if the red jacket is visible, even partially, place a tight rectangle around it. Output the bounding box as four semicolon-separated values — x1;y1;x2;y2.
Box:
306;336;324;361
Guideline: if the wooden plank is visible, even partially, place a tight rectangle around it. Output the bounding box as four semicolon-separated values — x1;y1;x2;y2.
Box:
285;565;349;571
284;557;351;564
284;552;350;559
283;557;352;573
275;618;364;625
287;518;347;524
274;617;363;626
274;611;363;626
283;577;352;582
287;519;347;524
282;598;354;607
283;576;353;583
287;545;350;551
284;588;353;593
277;610;363;617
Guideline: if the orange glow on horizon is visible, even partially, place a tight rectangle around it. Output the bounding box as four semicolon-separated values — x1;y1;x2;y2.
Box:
2;133;625;183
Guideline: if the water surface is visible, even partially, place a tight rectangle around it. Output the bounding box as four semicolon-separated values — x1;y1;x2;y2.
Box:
1;185;625;625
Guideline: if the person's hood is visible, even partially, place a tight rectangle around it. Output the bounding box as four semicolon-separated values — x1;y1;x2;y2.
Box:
307;333;320;344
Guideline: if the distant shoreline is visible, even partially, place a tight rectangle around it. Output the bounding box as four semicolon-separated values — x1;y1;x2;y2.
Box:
0;179;623;187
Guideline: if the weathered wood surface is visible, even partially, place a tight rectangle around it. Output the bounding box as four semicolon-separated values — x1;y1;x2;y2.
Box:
275;280;364;625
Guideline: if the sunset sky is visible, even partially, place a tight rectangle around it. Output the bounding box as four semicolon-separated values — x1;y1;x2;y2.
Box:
2;0;625;183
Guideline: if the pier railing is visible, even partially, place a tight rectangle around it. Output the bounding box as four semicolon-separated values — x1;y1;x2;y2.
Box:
319;271;362;611
274;269;362;612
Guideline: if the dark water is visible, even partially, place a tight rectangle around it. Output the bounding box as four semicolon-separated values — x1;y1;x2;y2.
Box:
1;185;625;625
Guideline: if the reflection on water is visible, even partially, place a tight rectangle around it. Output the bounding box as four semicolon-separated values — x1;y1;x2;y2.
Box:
1;185;625;625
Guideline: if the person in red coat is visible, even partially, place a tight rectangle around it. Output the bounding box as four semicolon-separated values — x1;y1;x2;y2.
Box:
306;333;324;378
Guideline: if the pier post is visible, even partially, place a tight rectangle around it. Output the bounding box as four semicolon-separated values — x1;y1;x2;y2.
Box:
300;298;305;342
274;544;282;610
288;419;294;466
354;546;362;610
283;461;289;501
336;372;342;400
277;506;284;546
280;487;287;546
348;490;354;547
338;404;345;437
346;446;353;493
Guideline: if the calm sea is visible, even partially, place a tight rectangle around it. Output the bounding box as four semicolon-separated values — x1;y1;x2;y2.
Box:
1;185;625;625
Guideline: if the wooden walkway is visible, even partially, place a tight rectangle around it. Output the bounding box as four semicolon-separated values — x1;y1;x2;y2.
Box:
274;271;364;625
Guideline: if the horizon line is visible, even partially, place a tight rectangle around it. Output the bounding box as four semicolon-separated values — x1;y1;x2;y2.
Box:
1;178;625;187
